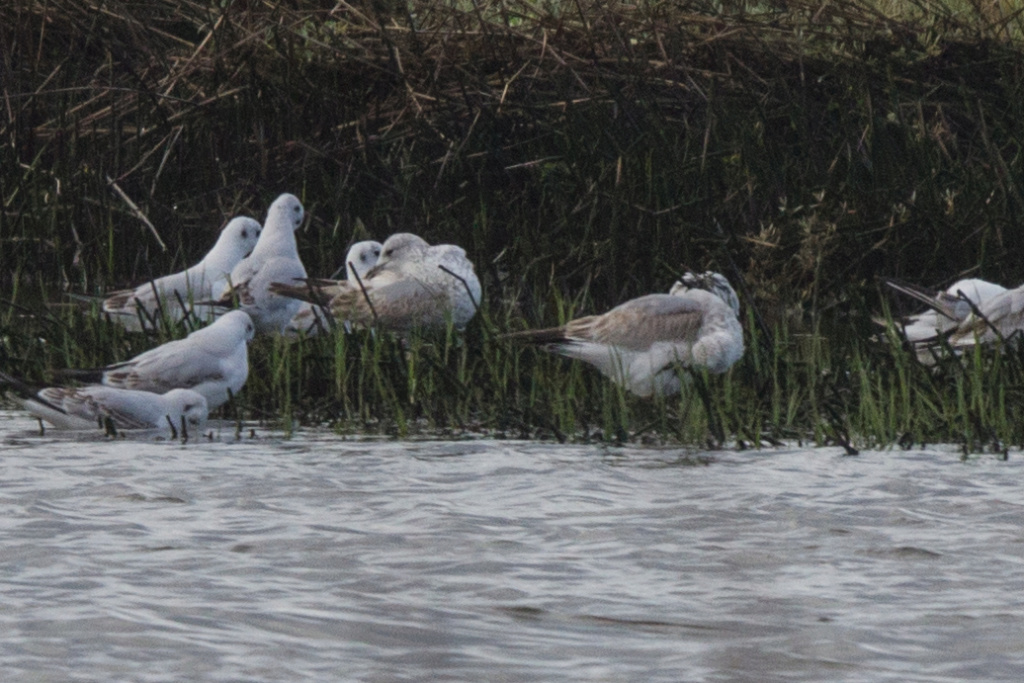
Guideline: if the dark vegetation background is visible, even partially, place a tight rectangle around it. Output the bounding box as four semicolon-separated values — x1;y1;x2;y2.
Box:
2;0;1023;446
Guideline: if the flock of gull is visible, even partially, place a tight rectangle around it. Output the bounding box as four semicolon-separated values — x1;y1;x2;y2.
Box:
0;191;1018;438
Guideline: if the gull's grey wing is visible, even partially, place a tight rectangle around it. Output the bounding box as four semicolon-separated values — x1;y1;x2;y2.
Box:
565;294;712;351
330;278;446;329
103;338;227;393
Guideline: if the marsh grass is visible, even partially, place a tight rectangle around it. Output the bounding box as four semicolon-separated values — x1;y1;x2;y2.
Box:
2;0;1024;448
6;276;1024;452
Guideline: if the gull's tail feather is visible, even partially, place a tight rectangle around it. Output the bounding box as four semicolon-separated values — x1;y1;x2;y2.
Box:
501;326;573;346
305;277;345;289
0;370;65;413
53;367;106;384
99;290;136;310
190;296;235;310
870;314;893;329
0;369;37;400
268;279;332;306
64;292;108;305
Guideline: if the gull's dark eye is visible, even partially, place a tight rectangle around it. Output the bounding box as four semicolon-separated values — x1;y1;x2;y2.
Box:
241;229;249;239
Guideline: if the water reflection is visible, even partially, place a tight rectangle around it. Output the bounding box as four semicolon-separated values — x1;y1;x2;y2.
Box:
0;410;1023;681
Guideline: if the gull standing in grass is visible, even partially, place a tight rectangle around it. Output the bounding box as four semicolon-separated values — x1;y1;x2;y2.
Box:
881;277;1008;360
0;370;208;435
284;239;383;337
100;216;262;332
56;310;255;410
271;232;481;334
503;271;744;397
206;193;307;335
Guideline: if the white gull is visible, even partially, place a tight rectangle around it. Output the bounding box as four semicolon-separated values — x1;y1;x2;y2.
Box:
947;281;1024;348
882;277;1008;359
101;216;261;332
503;271;744;397
208;193;306;335
0;370;208;435
57;310;254;410
271;232;481;334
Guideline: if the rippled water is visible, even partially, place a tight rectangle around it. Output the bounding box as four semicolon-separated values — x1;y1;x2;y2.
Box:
2;410;1024;682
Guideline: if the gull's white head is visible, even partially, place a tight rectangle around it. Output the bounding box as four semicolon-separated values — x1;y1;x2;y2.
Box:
671;271;741;316
376;233;430;267
346;240;383;281
163;388;210;429
215;216;262;262
215;309;257;343
266;193;305;232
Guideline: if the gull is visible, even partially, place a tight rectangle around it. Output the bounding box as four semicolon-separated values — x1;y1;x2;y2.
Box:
57;310;255;410
284;239;383;337
503;271;744;397
206;193;306;335
100;216;262;332
270;232;481;334
947;282;1024;348
0;370;208;435
881;277;1008;359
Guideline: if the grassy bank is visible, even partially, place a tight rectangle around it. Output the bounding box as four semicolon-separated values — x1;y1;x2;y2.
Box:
2;0;1024;449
